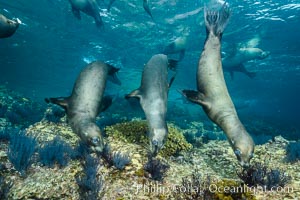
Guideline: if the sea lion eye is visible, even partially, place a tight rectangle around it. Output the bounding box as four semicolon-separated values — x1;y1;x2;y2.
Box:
234;149;241;156
91;137;100;145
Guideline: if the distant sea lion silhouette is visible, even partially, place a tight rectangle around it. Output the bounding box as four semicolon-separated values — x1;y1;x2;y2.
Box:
143;0;153;19
45;61;121;153
68;0;104;27
163;35;187;63
222;47;270;79
0;14;20;38
181;3;254;168
125;54;175;156
107;0;116;11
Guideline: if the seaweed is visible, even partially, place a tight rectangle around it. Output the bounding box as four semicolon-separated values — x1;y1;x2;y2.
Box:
112;151;131;170
237;162;291;190
76;154;104;200
6;111;22;125
38;136;73;168
285;141;300;163
7;130;36;176
144;156;170;181
0;175;12;200
101;144;114;167
45;106;65;123
0;103;8;118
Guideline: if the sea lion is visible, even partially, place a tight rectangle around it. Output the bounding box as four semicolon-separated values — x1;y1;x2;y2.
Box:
107;0;116;11
45;61;121;153
222;47;270;79
163;35;187;64
143;0;153;19
0;14;20;38
125;54;175;156
181;3;254;167
68;0;104;27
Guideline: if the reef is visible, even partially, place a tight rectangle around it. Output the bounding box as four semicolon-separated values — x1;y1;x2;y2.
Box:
0;85;299;199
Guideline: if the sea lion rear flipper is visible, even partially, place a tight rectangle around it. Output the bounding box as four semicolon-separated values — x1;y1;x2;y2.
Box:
71;6;81;20
98;95;113;114
125;89;142;100
181;90;210;108
45;97;69;111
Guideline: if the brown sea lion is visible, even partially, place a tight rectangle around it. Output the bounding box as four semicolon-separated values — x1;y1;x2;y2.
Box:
68;0;104;27
182;3;254;167
45;61;120;153
125;54;175;156
0;14;20;38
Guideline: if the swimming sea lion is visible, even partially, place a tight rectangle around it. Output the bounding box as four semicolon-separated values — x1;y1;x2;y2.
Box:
45;61;121;153
181;3;254;167
125;54;174;156
222;47;270;79
68;0;104;27
143;0;153;19
163;35;187;63
0;14;20;38
107;0;116;11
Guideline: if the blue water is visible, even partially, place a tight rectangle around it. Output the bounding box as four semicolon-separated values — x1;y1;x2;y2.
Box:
1;0;299;138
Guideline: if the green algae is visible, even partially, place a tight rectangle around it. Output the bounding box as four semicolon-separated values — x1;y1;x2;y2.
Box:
105;120;192;157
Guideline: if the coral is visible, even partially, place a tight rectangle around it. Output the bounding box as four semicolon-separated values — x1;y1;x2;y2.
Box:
144;156;170;181
285;141;300;163
173;170;256;200
38;136;73;168
7;130;37;176
76;154;104;200
112;151;131;170
237;162;291;190
105;120;192;157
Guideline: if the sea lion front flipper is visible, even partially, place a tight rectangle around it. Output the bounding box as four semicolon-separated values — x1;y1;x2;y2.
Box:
168;59;178;71
143;0;153;20
88;0;104;28
125;89;142;100
71;6;81;20
107;64;121;85
238;64;256;79
168;74;176;89
181;90;210;108
98;95;113;114
45;97;69;112
107;0;116;11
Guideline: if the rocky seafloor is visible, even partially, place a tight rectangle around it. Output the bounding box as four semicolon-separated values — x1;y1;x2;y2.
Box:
0;85;299;200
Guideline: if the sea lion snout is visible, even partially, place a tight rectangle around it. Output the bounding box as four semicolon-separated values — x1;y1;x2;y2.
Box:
233;144;254;168
149;128;168;156
83;124;104;153
260;51;270;59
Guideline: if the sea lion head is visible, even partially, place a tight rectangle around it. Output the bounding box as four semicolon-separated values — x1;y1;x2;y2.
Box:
82;123;104;153
231;133;255;168
149;128;168;156
258;50;270;59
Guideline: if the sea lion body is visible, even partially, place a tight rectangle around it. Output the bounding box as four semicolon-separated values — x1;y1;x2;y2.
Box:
45;61;120;152
222;47;270;79
0;14;20;38
68;0;103;27
126;54;172;156
182;4;254;167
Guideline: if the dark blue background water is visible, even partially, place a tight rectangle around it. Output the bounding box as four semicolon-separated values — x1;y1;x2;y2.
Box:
1;0;299;139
